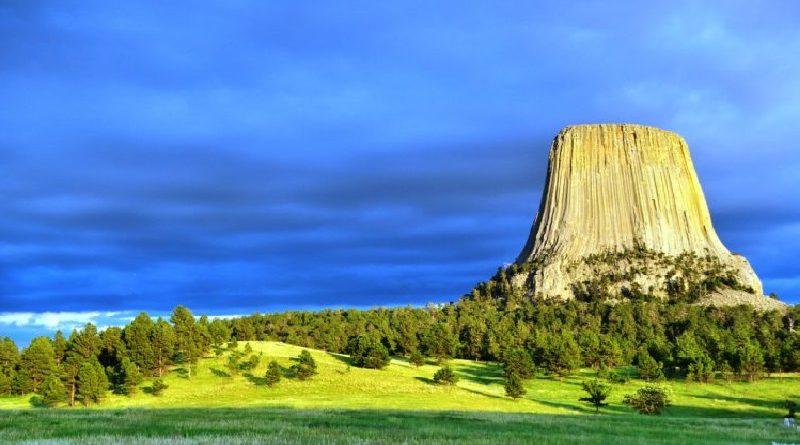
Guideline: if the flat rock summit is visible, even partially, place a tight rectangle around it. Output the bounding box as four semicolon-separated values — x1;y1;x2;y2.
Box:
512;123;784;310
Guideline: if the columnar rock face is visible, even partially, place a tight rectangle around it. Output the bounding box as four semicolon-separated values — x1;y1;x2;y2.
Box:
514;124;766;303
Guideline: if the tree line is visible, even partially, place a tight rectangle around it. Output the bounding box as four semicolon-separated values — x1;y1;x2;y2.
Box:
1;268;798;406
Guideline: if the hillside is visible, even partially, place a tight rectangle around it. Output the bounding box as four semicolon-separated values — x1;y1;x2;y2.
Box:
2;341;796;418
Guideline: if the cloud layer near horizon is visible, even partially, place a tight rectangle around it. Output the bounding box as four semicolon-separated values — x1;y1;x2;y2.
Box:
1;1;798;344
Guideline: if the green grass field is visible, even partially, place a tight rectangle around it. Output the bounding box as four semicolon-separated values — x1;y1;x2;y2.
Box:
1;341;798;443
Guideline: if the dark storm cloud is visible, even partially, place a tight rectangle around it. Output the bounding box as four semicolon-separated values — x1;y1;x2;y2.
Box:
1;0;799;343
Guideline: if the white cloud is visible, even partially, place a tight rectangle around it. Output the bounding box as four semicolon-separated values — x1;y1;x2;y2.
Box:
0;311;127;330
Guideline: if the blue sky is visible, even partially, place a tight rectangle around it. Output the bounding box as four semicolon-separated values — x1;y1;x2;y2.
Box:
1;1;799;344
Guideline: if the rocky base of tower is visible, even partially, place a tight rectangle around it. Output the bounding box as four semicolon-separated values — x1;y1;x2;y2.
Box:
509;246;785;310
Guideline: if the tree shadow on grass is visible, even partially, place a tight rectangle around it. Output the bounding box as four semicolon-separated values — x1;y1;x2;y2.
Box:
692;394;781;409
326;352;352;366
210;368;230;378
534;398;631;415
244;373;266;386
414;376;437;385
456;363;503;386
457;386;505;400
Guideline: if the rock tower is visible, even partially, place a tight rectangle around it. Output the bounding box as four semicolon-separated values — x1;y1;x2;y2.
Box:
514;124;773;306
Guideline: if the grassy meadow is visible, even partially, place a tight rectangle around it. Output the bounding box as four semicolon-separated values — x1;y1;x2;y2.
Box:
1;341;798;443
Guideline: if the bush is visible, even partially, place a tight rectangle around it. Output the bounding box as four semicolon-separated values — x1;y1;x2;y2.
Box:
151;379;168;396
623;385;672;415
346;336;391;369
580;379;611;412
292;350;317;380
409;350;425;368
433;365;459;385
264;360;281;387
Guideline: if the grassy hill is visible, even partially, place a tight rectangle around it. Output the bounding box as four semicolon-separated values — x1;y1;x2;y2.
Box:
1;341;798;444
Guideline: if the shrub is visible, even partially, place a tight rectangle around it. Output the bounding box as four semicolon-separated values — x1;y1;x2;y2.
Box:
433;365;459;385
580;379;611;412
264;360;281;387
623;385;672;415
409;350;425;368
151;379;168;396
244;343;253;355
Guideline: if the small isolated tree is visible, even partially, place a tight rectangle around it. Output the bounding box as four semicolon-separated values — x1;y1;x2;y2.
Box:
77;359;108;405
226;352;240;376
240;355;260;372
623;385;672;415
151;378;168;396
636;350;664;382
409;350;425;368
244;343;253;355
433;365;459;385
346;336;390;369
40;374;66;407
580;379;611;412
292;350;317;380
265;360;281;386
504;372;526;398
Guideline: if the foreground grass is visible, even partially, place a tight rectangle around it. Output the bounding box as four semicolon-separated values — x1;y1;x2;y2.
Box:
0;407;798;445
1;341;798;417
1;342;798;443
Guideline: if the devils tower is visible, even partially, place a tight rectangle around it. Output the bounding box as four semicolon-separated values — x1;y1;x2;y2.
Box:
513;124;781;308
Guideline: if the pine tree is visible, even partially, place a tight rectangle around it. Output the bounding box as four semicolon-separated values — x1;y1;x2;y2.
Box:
265;360;281;386
151;318;175;377
503;348;534;379
124;312;155;374
433;365;459;385
424;322;458;364
636;350;664;382
543;332;581;378
77;359;108;405
19;337;56;393
346;335;390;369
409;350;425;368
292;350;317;380
580;379;611;412
171;306;200;378
226;352;240;376
504;372;526;398
52;331;67;365
40;374;67;407
151;378;168;396
0;337;18;395
118;358;143;395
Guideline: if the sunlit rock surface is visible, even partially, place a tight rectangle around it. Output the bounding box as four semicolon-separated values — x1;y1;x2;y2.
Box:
514;124;779;308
